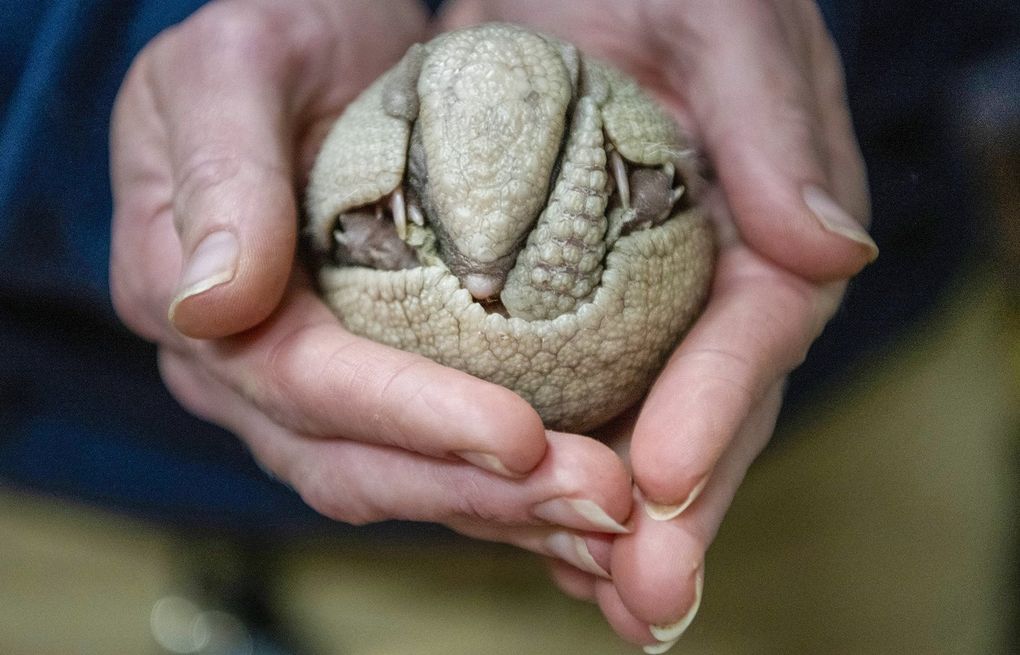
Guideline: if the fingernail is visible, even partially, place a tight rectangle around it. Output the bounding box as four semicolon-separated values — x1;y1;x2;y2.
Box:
455;450;517;477
544;531;611;579
649;569;704;643
803;184;878;261
644;475;709;522
643;639;680;654
533;497;630;534
170;231;239;311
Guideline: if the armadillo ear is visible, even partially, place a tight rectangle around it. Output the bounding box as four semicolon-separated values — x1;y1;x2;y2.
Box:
382;42;425;122
553;40;580;96
578;55;610;106
586;58;704;199
593;59;682;166
305;67;412;253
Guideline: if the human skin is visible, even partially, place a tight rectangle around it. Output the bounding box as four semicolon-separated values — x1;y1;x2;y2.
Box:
110;0;636;584
109;0;877;651
437;1;876;651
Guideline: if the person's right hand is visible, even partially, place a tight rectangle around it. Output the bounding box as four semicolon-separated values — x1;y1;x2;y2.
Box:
109;0;633;576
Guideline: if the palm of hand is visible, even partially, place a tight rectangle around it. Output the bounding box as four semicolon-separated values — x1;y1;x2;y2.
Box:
440;1;871;647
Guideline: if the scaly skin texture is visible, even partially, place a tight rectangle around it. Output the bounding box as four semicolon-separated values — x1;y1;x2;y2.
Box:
417;25;571;280
307;24;715;432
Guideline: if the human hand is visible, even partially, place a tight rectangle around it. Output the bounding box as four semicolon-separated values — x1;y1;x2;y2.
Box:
109;0;635;576
440;0;876;649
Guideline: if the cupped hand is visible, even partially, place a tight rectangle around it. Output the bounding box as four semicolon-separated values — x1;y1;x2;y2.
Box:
109;0;634;575
441;0;876;650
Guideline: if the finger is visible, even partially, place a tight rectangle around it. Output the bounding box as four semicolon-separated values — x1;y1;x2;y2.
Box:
630;245;842;513
137;9;308;339
546;558;598;602
451;522;615;580
110;3;429;342
610;384;784;651
283;430;632;534
109;62;183;343
594;580;659;648
664;1;876;281
177;285;553;477
802;12;871;224
159;347;633;531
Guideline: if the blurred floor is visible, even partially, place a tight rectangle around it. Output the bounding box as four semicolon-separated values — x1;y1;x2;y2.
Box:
1;269;1017;655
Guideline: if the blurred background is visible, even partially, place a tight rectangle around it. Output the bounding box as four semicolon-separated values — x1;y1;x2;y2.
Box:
1;1;1018;653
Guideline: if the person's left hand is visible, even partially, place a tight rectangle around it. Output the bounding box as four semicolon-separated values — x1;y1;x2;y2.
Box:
440;1;875;650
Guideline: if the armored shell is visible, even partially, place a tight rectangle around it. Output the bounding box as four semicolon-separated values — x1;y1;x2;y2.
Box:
306;24;714;432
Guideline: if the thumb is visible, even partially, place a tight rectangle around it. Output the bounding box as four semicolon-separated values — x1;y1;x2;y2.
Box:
167;153;296;339
680;3;877;281
154;25;298;339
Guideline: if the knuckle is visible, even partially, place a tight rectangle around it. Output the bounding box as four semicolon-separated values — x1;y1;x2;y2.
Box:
452;494;506;525
268;326;430;448
773;96;824;150
686;348;760;407
174;149;241;225
762;280;828;371
297;464;382;527
259;322;371;436
368;359;435;446
262;325;302;392
258;323;319;426
433;468;504;524
172;147;292;241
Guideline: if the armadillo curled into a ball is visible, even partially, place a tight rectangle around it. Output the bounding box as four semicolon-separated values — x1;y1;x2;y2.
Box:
306;23;715;432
